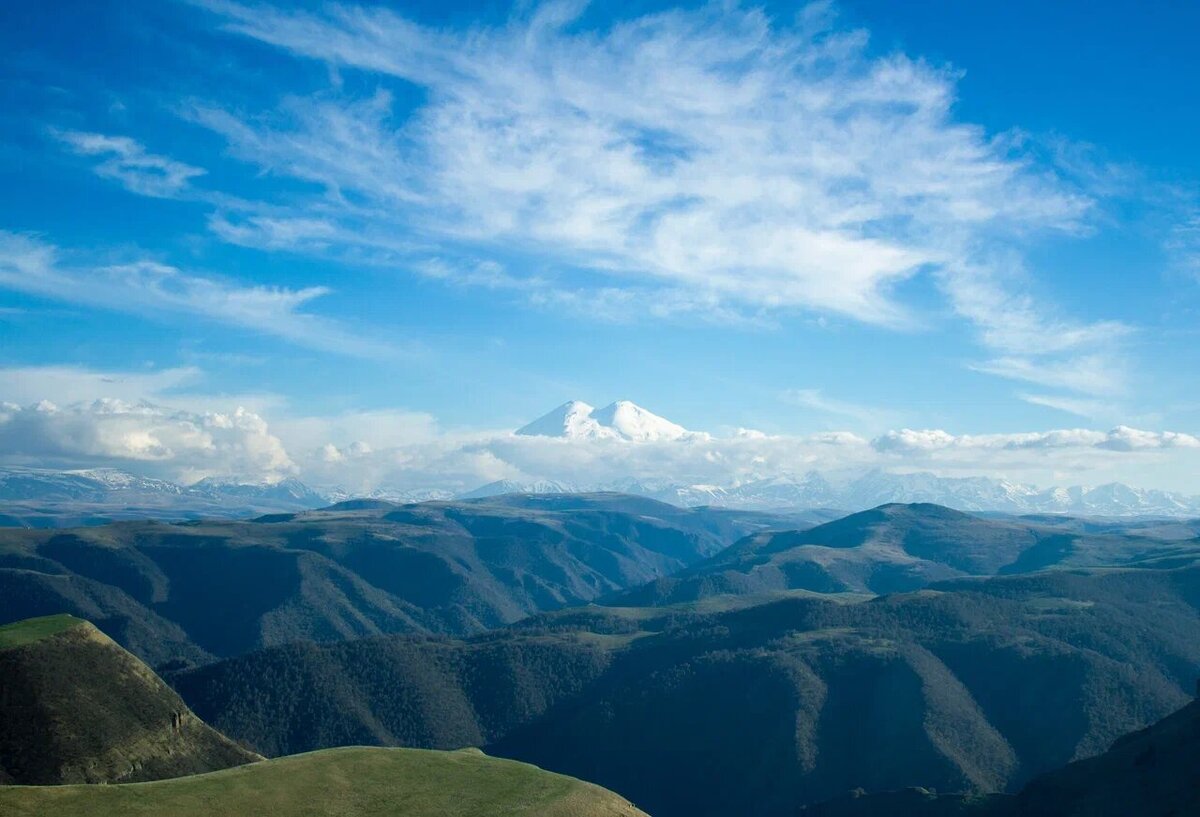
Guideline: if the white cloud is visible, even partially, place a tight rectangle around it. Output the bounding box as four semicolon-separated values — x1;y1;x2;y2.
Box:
1018;392;1115;420
870;426;1199;454
0;399;294;483
188;0;1092;332
940;256;1131;398
2;368;1198;491
972;354;1126;397
0;231;397;358
52;130;206;198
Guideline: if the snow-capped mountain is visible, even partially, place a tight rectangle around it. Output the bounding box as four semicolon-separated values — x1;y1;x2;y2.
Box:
516;400;700;442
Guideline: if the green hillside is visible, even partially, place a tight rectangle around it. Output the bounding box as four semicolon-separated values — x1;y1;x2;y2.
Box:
0;615;260;784
0;746;649;817
0;613;83;650
0;496;792;665
171;566;1200;817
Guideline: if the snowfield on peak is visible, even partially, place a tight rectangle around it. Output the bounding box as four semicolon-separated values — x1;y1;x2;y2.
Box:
516;400;704;442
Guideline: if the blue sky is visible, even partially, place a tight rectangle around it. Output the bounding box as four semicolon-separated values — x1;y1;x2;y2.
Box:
1;0;1199;492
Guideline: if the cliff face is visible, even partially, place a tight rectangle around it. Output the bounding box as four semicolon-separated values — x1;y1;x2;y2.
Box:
0;614;260;784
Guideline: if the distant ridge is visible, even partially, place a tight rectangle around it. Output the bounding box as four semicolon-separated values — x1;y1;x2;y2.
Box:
456;468;1200;518
0;466;329;527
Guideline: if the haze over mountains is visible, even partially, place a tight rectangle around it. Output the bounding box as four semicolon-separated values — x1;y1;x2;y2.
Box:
6;400;1200;527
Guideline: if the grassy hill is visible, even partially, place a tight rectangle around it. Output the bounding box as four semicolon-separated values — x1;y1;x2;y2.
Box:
604;503;1192;604
0;746;649;817
170;566;1200;817
0;615;259;784
0;495;795;666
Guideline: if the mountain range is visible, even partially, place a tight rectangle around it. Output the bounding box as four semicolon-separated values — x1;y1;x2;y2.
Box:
5;500;1200;815
0;493;808;665
169;562;1200;817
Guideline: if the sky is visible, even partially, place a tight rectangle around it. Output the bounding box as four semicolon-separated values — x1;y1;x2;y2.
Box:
1;0;1199;494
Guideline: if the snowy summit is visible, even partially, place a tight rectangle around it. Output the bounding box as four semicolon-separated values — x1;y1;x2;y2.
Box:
515;400;700;442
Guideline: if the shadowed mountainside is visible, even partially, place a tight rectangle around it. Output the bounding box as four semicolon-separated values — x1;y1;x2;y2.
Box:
0;614;259;785
0;494;807;666
171;566;1200;817
803;695;1200;816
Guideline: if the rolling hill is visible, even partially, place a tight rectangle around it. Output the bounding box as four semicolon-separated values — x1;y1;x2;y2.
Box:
0;494;801;666
604;503;1194;604
0;746;649;817
170;565;1200;817
0;614;259;784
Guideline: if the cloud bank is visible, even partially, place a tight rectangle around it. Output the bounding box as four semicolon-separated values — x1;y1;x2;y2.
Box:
2;367;1198;493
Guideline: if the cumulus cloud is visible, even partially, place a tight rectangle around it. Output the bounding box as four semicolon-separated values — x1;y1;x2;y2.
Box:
0;399;294;483
871;426;1200;454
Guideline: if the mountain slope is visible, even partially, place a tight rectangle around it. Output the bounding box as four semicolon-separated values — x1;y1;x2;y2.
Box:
0;495;791;664
804;696;1200;816
1010;695;1200;816
0;746;650;817
606;503;1185;603
0;614;259;784
170;566;1200;817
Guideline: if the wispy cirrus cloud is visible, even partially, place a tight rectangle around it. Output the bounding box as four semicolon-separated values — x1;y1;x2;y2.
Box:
52;130;206;198
0;231;398;358
1017;392;1116;421
184;0;1095;334
780;388;902;431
